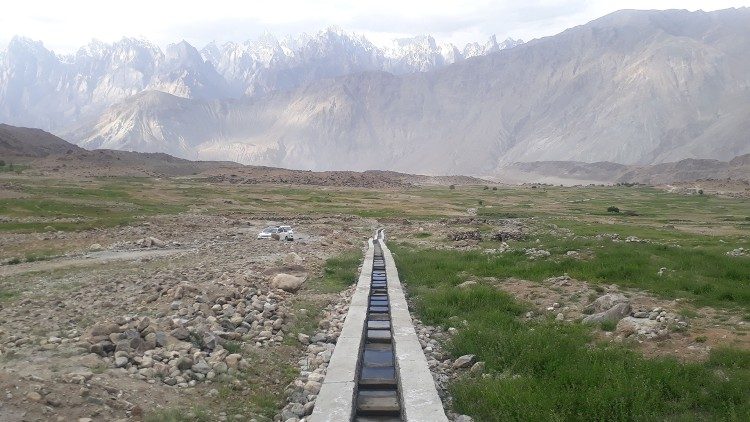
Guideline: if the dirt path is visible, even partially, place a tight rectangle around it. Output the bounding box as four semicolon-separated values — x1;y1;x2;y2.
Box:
0;248;197;277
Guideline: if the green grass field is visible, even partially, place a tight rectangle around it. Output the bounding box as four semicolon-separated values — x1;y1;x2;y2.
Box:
394;246;750;421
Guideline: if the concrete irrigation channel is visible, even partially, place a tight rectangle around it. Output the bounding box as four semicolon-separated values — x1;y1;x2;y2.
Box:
310;230;448;422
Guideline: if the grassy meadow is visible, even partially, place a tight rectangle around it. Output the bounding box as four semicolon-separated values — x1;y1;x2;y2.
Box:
394;246;750;421
2;172;749;419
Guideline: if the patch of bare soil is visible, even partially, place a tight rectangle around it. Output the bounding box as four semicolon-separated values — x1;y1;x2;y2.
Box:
0;214;372;421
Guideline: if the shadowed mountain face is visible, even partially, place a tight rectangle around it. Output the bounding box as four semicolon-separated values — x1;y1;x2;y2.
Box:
62;8;750;175
0;124;84;157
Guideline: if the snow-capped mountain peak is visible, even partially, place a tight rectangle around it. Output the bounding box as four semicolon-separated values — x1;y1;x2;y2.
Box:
0;28;523;130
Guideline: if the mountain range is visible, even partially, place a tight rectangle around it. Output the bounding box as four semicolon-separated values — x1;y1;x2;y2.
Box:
0;29;520;131
3;8;750;178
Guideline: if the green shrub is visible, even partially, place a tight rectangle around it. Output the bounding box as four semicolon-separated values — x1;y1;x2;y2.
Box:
607;206;620;213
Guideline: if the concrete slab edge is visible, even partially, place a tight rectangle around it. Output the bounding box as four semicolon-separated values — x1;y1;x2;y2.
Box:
381;241;449;422
309;239;374;422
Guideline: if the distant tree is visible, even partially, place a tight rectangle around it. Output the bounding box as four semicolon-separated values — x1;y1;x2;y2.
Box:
0;160;5;166
492;187;497;191
607;206;620;213
483;186;489;190
698;189;704;195
478;200;484;205
449;184;456;190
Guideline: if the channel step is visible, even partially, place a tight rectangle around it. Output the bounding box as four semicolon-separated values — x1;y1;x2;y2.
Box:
363;343;394;367
356;390;401;416
366;330;392;343
359;366;397;388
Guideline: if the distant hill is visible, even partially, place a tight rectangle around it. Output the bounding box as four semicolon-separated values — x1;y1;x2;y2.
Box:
0;124;84;157
498;154;750;185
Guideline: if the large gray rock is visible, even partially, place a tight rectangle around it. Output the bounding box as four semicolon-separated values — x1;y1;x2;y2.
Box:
270;273;307;292
582;302;631;325
87;323;121;338
585;293;629;314
452;354;476;369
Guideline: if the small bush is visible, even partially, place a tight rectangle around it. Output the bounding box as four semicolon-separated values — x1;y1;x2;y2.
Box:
607;206;620;213
600;320;617;331
449;185;456;190
695;336;708;343
7;257;21;265
492;187;497;191
223;341;242;354
0;160;5;166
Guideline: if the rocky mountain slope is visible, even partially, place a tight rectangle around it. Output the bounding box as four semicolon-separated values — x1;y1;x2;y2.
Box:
65;8;750;175
0;29;520;130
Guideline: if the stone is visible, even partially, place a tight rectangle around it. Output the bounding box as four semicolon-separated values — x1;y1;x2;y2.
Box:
114;356;129;368
270;273;308;292
283;252;303;265
457;280;477;289
455;416;474;422
555;313;565;321
582;302;632;325
452;354;476;369
616;317;662;338
303;401;315;415
225;354;242;369
285;403;305;418
470;361;485;374
585;293;629;314
297;333;310;345
176;357;193;370
303;380;322;395
87;323;121;338
170;327;190;341
90;341;114;356
214;362;228;374
192;361;211;374
89;243;103;251
26;391;43;402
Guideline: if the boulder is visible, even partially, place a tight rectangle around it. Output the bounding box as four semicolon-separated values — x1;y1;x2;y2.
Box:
270;273;308;292
225;354;242;369
452;354;476;369
585;293;629;314
87;323;121;339
582;302;631;325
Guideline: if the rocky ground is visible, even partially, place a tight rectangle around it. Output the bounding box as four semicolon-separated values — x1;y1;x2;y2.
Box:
0;213;374;421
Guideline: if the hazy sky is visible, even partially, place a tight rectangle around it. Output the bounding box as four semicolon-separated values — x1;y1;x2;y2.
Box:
1;0;749;53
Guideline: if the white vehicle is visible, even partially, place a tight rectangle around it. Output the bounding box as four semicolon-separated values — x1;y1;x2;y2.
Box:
278;225;294;241
257;226;279;239
257;225;294;240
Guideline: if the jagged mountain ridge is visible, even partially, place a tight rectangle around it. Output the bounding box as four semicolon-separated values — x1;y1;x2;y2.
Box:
66;8;750;175
0;29;522;130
